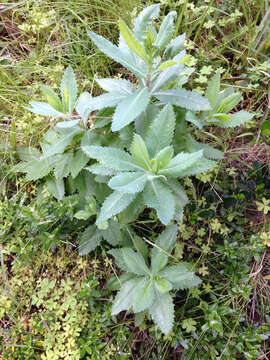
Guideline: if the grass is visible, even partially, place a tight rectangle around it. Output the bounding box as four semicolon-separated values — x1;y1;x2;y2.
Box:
1;0;270;359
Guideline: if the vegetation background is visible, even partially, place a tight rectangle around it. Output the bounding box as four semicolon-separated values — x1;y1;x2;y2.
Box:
0;0;270;359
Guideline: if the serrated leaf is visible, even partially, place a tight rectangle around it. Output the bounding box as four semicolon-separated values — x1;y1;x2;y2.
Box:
41;128;82;159
215;92;242;113
145;104;175;158
153;11;177;52
96;191;136;224
26;101;64;117
75;92;92;124
85;164;116;176
60;66;78;114
53;153;71;179
131;234;149;262
112;88;150;131
131;134;151;170
118;192;145;225
154;146;174;170
151;64;184;93
108;172;148;193
122;248;149;276
101;219;122;246
78;225;102;255
82;146;143;172
135;104;159;136
87;30;146;79
159;150;204;178
164;33;186;59
151;224;177;273
111;277;143;315
17;146;41;161
208;110;254;128
96;78;134;94
40;85;63;112
133;279;155;313
213;113;231;121
166;179;188;213
205;71;220;108
159;265;202;290
108;248;129;272
154;89;211;111
46;177;65;201
119;18;148;62
155;279;172;293
133;4;160;42
183;134;224;160
149;291;174;335
71;150;89;179
24;157;58;181
143;179;175;225
185;111;203;129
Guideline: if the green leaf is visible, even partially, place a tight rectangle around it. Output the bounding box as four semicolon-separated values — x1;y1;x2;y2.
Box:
133;279;155;313
151;64;184;93
82;146;143;172
159;265;202;290
74;210;93;220
119;18;148;62
133;4;160;42
166;179;188;221
131;134;151;170
60;66;78;114
154;146;174;170
215;92;242;113
26;101;63;117
87;30;146;80
112;88;150;131
41;128;82;159
23;157;58;181
151;224;178;273
46;177;65;201
70;150;89;179
153;11;177;52
135;104;159;136
155;279;172;293
118;192;145;225
205;71;220;108
108;172;148;193
101;219;122;246
183;134;224;160
213;113;231;121
261;120;270;136
143;179;175;225
55;119;80;130
146;104;176;158
111;277;143;315
208;110;254;128
96;191;136;224
154;90;211;111
149;291;174;335
17;146;41;161
96;78;134;94
40;85;63;112
78;225;102;255
53;153;71;179
122;248;149;276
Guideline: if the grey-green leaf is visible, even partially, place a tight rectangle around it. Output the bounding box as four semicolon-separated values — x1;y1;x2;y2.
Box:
143;179;175;225
82;146;143;172
122;248;149;276
154;89;211;111
96;191;136;224
111;277;143;315
108;172;148;193
46;177;65;201
149;291;174;335
60;66;78;114
133;279;155;313
206;71;220;108
26;101;64;117
159;265;202;290
71;150;89;179
133;4;160;42
145;104;176;158
96;78;134;94
131;134;151;170
153;11;177;52
78;225;103;255
87;30;146;80
112;88;150;131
